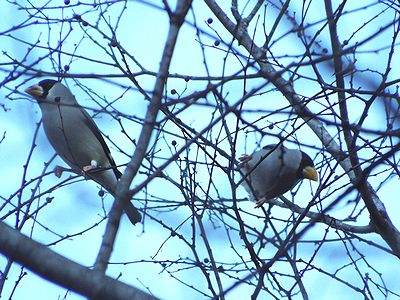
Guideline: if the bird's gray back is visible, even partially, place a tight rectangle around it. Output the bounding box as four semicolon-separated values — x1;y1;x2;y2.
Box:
242;145;302;200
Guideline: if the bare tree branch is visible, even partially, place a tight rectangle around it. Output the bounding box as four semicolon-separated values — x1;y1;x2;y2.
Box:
0;221;157;300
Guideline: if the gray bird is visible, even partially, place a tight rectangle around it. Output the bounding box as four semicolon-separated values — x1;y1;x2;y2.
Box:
239;144;318;207
25;79;141;225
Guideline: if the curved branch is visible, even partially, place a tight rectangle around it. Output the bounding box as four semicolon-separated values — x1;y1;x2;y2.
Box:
271;196;373;234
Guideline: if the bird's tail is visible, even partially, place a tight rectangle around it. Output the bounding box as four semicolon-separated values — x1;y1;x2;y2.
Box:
85;168;142;225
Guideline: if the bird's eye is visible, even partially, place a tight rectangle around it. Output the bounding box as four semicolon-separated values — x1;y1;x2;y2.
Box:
54;97;61;103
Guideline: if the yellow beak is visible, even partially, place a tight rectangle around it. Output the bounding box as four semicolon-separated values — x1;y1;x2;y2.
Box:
25;84;44;98
302;166;318;181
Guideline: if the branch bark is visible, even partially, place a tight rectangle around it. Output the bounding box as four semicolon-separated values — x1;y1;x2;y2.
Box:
0;221;157;300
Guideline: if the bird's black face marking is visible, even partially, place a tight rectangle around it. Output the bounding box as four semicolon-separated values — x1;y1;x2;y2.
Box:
54;96;61;103
38;79;58;99
297;151;314;179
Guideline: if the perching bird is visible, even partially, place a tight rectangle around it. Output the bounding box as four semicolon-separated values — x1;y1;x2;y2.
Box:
239;144;318;207
25;79;141;225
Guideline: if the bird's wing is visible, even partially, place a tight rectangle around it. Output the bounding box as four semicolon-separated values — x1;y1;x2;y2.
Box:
78;106;122;179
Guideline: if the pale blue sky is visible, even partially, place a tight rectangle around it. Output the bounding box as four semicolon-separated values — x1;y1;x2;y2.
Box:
1;1;399;299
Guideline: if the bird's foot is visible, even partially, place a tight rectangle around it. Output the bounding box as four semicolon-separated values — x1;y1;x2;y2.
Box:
82;160;99;172
239;154;252;165
255;196;268;208
82;160;100;178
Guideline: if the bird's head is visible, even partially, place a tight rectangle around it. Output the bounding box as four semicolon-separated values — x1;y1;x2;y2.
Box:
25;79;76;106
298;151;318;181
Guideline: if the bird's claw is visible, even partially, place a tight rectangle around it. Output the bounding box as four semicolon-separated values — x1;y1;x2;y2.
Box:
82;160;99;178
82;166;93;172
255;196;267;208
82;160;99;172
